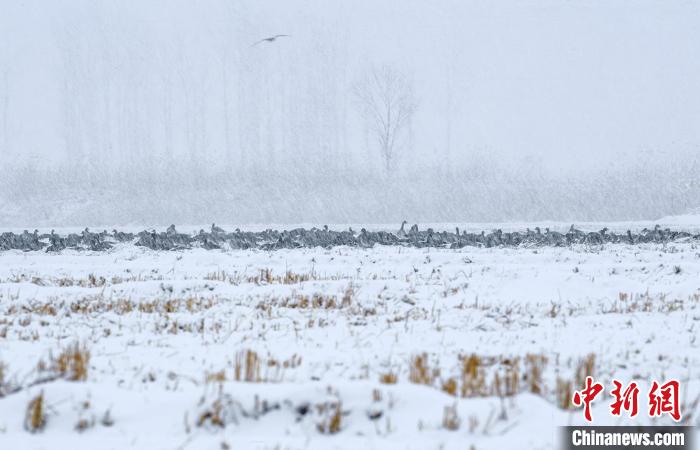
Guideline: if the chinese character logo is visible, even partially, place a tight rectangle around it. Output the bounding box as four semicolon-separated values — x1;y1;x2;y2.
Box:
572;376;604;422
648;380;681;422
610;379;639;418
572;377;681;422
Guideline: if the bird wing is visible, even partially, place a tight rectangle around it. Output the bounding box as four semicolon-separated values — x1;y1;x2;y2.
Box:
251;35;290;47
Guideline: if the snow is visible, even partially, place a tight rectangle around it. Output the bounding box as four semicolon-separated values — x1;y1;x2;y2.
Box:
1;237;698;448
656;214;700;227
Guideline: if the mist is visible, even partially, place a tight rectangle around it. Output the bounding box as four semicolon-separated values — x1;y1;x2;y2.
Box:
1;0;699;227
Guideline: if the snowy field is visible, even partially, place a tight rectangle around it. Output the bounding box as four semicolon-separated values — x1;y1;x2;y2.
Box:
1;228;699;449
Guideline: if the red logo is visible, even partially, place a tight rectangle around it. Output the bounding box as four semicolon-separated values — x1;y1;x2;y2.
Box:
648;380;681;421
610;380;640;417
572;376;604;422
572;378;681;422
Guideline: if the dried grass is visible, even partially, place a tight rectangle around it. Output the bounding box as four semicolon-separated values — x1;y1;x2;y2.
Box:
234;350;261;383
556;353;596;410
525;354;547;395
379;372;398;384
232;350;301;383
197;399;226;428
316;401;343;434
24;392;46;433
442;378;458;397
205;370;227;384
49;342;90;381
205;269;319;286
556;379;574;410
460;354;486;397
442;403;461;431
409;353;439;385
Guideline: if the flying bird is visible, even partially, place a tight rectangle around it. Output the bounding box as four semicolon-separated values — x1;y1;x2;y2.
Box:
251;34;290;47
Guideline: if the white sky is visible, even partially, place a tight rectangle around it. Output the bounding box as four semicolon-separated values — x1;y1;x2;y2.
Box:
1;0;699;169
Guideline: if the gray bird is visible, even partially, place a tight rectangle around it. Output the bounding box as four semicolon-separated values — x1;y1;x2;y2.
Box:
251;34;290;47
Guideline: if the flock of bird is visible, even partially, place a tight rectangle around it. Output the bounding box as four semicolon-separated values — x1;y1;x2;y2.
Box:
0;222;697;253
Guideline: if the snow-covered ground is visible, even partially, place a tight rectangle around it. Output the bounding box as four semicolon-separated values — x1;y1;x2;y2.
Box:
1;237;699;449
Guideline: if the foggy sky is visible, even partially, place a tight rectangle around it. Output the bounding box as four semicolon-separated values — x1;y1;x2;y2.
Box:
1;0;699;226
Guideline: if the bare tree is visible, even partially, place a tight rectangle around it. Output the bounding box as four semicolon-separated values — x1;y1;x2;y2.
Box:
0;67;8;155
0;33;11;157
354;65;417;173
